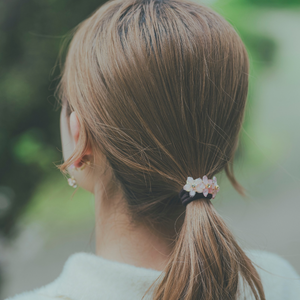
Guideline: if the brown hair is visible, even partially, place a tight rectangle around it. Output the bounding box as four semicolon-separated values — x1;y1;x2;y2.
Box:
57;0;265;299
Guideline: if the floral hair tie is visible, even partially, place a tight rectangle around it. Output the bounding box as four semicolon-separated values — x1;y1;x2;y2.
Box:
179;175;220;206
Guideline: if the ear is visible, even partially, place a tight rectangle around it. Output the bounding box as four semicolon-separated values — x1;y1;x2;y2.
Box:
70;111;92;168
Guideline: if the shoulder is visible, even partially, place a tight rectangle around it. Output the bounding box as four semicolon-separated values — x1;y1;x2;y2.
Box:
245;249;300;299
245;248;299;277
5;250;300;300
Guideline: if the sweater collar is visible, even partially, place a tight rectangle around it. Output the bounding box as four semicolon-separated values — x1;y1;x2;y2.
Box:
40;252;163;300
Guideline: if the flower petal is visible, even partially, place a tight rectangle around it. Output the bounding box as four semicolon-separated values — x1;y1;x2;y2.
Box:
203;188;208;197
195;185;203;193
202;175;208;184
187;177;194;184
189;190;196;197
183;184;192;192
194;178;202;185
199;182;205;189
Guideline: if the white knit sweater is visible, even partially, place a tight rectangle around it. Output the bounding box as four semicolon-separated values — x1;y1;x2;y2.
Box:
5;249;300;300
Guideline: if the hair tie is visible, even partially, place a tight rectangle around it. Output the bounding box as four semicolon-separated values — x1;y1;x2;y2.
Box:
179;176;220;206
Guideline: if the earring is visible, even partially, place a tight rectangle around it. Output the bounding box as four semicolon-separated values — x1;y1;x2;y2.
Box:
67;159;91;188
67;176;77;188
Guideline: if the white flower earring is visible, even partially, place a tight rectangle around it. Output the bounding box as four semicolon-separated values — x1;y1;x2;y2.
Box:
67;159;91;189
67;175;77;188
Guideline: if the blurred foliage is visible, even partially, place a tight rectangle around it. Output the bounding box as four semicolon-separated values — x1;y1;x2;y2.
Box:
0;0;108;240
247;0;300;7
0;0;283;242
211;0;278;164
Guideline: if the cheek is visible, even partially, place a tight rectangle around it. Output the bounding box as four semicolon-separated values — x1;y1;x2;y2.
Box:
60;108;75;161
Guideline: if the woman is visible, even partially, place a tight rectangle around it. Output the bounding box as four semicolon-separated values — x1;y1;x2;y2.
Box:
7;0;300;299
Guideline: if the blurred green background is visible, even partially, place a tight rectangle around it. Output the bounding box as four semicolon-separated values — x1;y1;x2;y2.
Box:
1;0;300;298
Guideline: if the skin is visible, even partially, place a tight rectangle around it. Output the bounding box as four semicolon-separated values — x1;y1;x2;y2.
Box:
60;105;174;271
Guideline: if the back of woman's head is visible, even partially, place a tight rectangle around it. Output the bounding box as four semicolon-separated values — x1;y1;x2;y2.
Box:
58;0;265;299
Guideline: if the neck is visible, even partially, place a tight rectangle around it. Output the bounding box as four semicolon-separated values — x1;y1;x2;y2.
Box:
94;186;175;271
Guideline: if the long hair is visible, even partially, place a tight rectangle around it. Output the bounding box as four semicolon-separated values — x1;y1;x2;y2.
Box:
57;0;265;299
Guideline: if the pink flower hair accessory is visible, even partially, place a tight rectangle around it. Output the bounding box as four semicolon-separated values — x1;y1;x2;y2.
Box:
179;175;220;206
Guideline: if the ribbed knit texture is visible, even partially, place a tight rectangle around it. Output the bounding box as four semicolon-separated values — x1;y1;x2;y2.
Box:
5;249;300;300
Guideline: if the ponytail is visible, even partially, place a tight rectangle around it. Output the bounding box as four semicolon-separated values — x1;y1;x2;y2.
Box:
151;166;265;300
152;198;265;300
